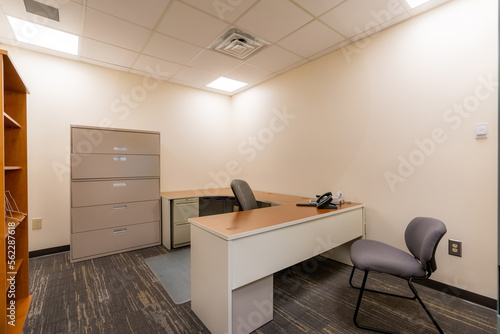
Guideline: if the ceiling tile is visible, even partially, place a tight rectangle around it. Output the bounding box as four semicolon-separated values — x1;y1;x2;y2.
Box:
292;0;345;16
236;0;313;42
157;1;229;47
225;63;273;84
320;0;407;38
131;54;183;80
188;50;242;76
83;8;151;51
278;20;345;58
276;59;308;74
0;0;83;35
180;0;258;23
171;66;219;86
81;57;134;72
143;32;203;65
308;39;352;60
350;11;410;42
86;0;169;29
246;45;303;72
80;38;138;68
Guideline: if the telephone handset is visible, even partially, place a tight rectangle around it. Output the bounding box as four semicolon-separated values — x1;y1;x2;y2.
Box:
316;192;333;209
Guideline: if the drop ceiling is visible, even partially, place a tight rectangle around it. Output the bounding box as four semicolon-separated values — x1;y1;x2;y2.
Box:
0;0;452;95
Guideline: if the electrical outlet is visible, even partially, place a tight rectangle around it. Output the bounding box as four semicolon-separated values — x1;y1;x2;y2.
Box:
32;218;42;230
448;239;462;257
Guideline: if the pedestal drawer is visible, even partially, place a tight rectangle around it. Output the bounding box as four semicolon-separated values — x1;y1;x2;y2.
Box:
72;178;159;207
72;200;160;233
72;127;160;155
71;221;160;260
71;154;160;179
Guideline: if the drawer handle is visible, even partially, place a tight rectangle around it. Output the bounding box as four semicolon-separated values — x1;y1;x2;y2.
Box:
113;156;127;161
113;182;127;187
113;228;127;234
113;205;127;210
114;146;128;151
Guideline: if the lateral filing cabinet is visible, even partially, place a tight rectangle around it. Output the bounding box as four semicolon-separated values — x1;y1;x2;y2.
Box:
70;126;161;262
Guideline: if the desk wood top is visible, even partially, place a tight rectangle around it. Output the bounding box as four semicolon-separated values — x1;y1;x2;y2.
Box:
189;202;363;241
161;189;311;205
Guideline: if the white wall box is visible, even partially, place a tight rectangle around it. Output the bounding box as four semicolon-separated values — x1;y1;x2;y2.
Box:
70;126;161;262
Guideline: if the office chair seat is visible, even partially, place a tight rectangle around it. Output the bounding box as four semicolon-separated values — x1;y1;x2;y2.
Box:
351;239;426;278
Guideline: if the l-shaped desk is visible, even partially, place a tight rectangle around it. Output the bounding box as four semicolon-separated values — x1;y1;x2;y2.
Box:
161;189;364;334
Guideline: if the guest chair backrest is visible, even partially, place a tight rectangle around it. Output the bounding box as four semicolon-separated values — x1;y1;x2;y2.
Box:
230;179;258;211
405;217;447;273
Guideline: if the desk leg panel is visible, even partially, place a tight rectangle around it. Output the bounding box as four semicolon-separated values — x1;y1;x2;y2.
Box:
191;225;231;334
231;208;363;289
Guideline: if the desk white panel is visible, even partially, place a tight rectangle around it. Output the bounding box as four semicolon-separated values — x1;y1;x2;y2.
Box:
191;225;231;334
230;208;363;289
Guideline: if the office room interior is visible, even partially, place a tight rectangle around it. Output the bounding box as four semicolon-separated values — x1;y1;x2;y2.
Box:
0;0;498;332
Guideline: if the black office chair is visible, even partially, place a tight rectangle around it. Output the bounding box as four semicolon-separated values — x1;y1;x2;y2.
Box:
230;179;258;211
349;217;447;334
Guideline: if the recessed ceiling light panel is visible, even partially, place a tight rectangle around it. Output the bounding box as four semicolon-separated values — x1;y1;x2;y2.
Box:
7;16;79;55
206;77;248;93
405;0;433;9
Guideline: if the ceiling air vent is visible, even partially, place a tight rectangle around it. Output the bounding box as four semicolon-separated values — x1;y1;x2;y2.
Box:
213;28;267;59
24;0;60;22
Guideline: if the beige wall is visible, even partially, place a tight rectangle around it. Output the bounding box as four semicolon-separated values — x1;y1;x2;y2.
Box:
231;0;498;298
1;0;497;299
0;45;233;251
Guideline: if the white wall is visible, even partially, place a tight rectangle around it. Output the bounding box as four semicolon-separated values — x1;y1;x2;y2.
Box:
0;45;233;251
231;0;498;298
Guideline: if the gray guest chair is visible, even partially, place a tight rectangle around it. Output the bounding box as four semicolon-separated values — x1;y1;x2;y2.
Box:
230;179;258;211
349;217;447;334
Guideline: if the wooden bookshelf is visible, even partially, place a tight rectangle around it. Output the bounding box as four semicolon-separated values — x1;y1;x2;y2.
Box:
0;49;30;333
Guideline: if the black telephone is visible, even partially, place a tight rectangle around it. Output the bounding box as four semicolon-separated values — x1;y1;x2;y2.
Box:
296;192;337;209
316;192;333;209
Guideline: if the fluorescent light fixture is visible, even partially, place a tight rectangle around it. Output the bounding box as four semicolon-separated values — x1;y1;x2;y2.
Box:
206;77;248;92
7;16;79;55
404;0;433;9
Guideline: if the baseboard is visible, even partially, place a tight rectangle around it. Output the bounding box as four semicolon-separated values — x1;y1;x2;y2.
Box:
29;245;70;258
415;278;497;310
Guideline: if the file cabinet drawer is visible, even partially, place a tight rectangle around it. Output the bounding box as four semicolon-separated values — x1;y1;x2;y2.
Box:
71;154;160;179
71;221;160;260
72;127;160;155
72;200;160;233
72;178;159;207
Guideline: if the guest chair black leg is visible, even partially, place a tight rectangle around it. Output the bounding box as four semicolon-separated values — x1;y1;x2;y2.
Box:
352;270;398;334
408;278;444;334
350;267;416;300
350;268;443;334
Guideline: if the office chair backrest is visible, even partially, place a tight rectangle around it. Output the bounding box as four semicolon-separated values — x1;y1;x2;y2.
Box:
230;179;258;211
405;217;447;273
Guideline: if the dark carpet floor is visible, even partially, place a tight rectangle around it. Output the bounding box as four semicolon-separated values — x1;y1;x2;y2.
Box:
23;246;496;334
